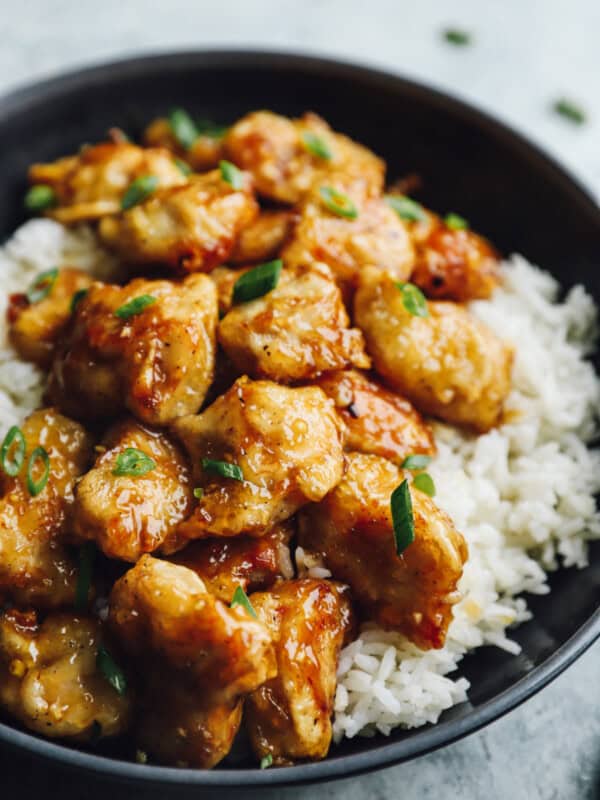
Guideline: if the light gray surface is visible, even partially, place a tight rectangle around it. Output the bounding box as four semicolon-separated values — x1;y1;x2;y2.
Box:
0;2;598;798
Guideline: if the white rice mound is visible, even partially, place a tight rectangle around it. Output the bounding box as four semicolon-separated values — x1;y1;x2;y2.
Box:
1;221;599;741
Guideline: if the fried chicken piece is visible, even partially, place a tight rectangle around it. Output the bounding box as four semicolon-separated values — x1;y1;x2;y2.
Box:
354;268;513;432
299;453;467;649
218;263;370;383
223;111;384;204
315;370;435;465
72;419;193;562
143;116;224;172
172;377;345;539
0;609;130;740
0;408;93;607
246;579;354;765
109;555;276;705
229;210;296;264
48;274;218;425
7;268;94;368
98;170;258;273
28;142;186;223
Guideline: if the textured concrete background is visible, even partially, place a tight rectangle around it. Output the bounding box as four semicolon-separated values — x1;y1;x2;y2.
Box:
0;1;599;798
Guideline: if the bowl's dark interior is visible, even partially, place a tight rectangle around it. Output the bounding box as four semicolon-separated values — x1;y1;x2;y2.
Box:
0;51;598;786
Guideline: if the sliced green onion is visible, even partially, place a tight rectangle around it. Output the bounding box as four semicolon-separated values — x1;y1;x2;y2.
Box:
121;175;159;210
395;282;429;317
26;446;50;497
115;294;156;320
230;585;257;618
70;288;88;313
97;646;127;696
385;194;426;222
196;119;229;139
553;98;586;125
401;454;432;471
201;458;243;482
24;185;56;212
302;132;332;160
26;268;59;304
193;487;204;500
112;448;156;477
168;108;199;150
0;426;26;477
413;472;436;497
220;160;244;190
75;542;96;612
443;28;472;46
319;186;358;220
260;754;273;769
174;157;192;176
232;260;283;304
445;212;469;230
391;479;414;556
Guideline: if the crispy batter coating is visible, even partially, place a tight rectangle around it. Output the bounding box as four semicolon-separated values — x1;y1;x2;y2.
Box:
7;268;94;368
218;263;370;383
0;408;93;607
223;111;384;204
72;419;193;562
0;609;130;739
48;274;218;425
98;170;258;273
172;377;345;539
354;268;513;432
143;117;224;172
246;579;354;765
299;453;467;649
229;210;296;264
315;370;436;465
28;142;186;223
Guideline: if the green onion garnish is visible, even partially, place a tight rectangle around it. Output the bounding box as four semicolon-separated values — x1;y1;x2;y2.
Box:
395;282;429;317
75;542;96;612
24;185;56;212
70;288;88;314
115;294;156;320
96;646;127;696
553;98;586;126
26;446;50;497
174;157;192;176
201;458;243;482
196;120;229;139
168;108;199;150
112;448;156;477
121;175;159;210
443;29;472;46
220;160;244;190
260;754;273;769
391;479;414;556
193;487;204;500
319;186;358;220
413;472;436;497
445;213;469;230
385;194;426;222
302;132;333;160
0;426;26;477
231;585;257;618
26;268;59;304
401;454;432;470
232;260;283;304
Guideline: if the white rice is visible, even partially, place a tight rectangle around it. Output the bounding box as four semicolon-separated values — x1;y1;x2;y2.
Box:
1;221;599;742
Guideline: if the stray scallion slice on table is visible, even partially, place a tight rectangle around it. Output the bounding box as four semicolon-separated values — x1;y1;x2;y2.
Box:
121;175;159;210
391;479;415;556
26;446;50;497
24;184;56;212
230;585;257;618
70;288;88;313
445;212;469;230
112;448;156;477
302;132;333;160
232;259;283;304
395;282;429;317
553;98;586;125
193;487;204;500
96;646;127;696
75;542;96;612
26;267;59;304
401;454;432;471
201;458;244;482
443;28;472;46
220;160;244;190
260;754;273;769
168;107;199;150
115;294;156;320
0;426;26;477
319;186;358;220
413;472;436;497
385;194;426;222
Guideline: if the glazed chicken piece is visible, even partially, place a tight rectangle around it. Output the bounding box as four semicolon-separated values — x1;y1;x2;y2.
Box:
229;210;296;264
223;111;384;204
72;419;193;562
170;521;294;602
28;141;186;223
144;116;224;172
98;170;258;273
0;609;130;740
354;268;513;432
48;274;218;425
0;408;93;607
7;268;94;368
218;263;370;383
246;579;354;765
172;377;345;539
299;453;467;649
315;370;436;465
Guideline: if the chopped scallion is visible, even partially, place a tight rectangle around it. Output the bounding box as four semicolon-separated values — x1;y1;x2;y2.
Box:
70;288;88;313
201;458;244;482
401;454;432;470
96;646;127;696
26;268;59;304
319;186;358;220
445;212;469;230
260;754;273;769
553;98;586;125
115;294;156;320
385;194;426;222
443;28;472;46
26;446;50;497
220;160;244;190
168;108;199;150
232;260;283;304
413;472;436;497
395;282;429;317
0;426;26;477
391;479;414;556
174;157;192;176
193;487;204;500
24;185;56;212
112;448;156;477
121;175;159;210
231;585;257;618
302;132;333;160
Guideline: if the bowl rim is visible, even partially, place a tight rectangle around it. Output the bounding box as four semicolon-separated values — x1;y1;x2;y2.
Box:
0;47;599;788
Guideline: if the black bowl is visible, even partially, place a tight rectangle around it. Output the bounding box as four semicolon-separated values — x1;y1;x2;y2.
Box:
0;50;599;789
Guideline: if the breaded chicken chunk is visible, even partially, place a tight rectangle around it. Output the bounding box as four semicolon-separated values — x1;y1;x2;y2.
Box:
223;111;384;204
48;274;218;425
98;170;258;273
218;262;369;383
172;377;345;539
143;116;224;172
315;370;436;465
28;142;186;223
7;268;94;368
299;453;467;649
72;419;193;562
0;609;130;739
229;210;296;264
246;579;354;765
0;408;93;607
354;268;513;432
